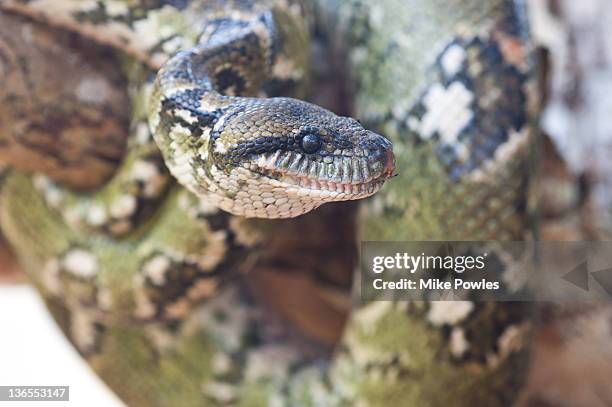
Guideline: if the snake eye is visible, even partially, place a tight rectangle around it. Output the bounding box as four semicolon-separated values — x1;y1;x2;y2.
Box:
301;134;322;154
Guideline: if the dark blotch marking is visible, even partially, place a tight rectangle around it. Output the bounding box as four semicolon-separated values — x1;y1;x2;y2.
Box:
214;67;246;95
400;35;527;181
162;88;206;112
159;89;219;149
221;136;287;164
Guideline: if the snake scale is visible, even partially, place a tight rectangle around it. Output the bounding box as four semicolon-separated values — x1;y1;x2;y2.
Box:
0;0;536;406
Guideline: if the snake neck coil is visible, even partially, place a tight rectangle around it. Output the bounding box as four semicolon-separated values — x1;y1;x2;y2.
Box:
148;8;395;219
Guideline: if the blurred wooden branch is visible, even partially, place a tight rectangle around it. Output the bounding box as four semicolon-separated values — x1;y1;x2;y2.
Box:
523;1;612;405
0;237;23;283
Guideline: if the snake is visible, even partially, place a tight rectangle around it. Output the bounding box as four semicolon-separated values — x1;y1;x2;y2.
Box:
0;0;536;406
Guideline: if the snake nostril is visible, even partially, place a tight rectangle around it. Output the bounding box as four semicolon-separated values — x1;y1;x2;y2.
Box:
369;148;383;161
383;147;395;176
367;145;395;178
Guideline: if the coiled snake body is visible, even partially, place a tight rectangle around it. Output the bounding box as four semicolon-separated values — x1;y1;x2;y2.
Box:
0;0;535;406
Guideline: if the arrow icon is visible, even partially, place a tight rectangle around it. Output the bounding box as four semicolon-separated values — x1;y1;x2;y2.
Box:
562;261;589;291
590;268;612;297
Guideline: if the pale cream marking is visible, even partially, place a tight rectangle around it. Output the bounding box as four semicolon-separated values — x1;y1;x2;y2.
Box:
40;259;62;296
165;298;191;319
108;219;131;235
416;82;474;144
144;325;178;352
62;249;98;278
244;345;300;382
75;77;110;105
70;308;97;352
202;381;237;404
86;204;108;227
104;0;128;17
186;279;218;301
183;288;252;352
142;255;171;286
497;323;529;358
441;44;467;76
450;327;470;357
135;123;152;145
212;352;232;375
271;56;302;80
174;108;199;125
427;301;474;326
110;194;137;218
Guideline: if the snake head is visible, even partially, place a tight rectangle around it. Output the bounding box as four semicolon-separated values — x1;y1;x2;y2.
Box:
150;32;394;219
202;98;395;218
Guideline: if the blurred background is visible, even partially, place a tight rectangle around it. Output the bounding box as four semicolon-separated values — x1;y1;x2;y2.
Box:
1;0;612;405
0;281;124;406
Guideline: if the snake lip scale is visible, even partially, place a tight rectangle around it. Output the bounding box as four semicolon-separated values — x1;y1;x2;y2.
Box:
257;168;388;197
253;151;394;197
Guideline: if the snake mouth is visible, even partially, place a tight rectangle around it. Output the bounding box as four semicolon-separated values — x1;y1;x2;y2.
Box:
252;151;392;198
258;168;387;196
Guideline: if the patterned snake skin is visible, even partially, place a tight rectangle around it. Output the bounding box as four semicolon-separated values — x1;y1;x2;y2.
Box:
0;0;536;406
